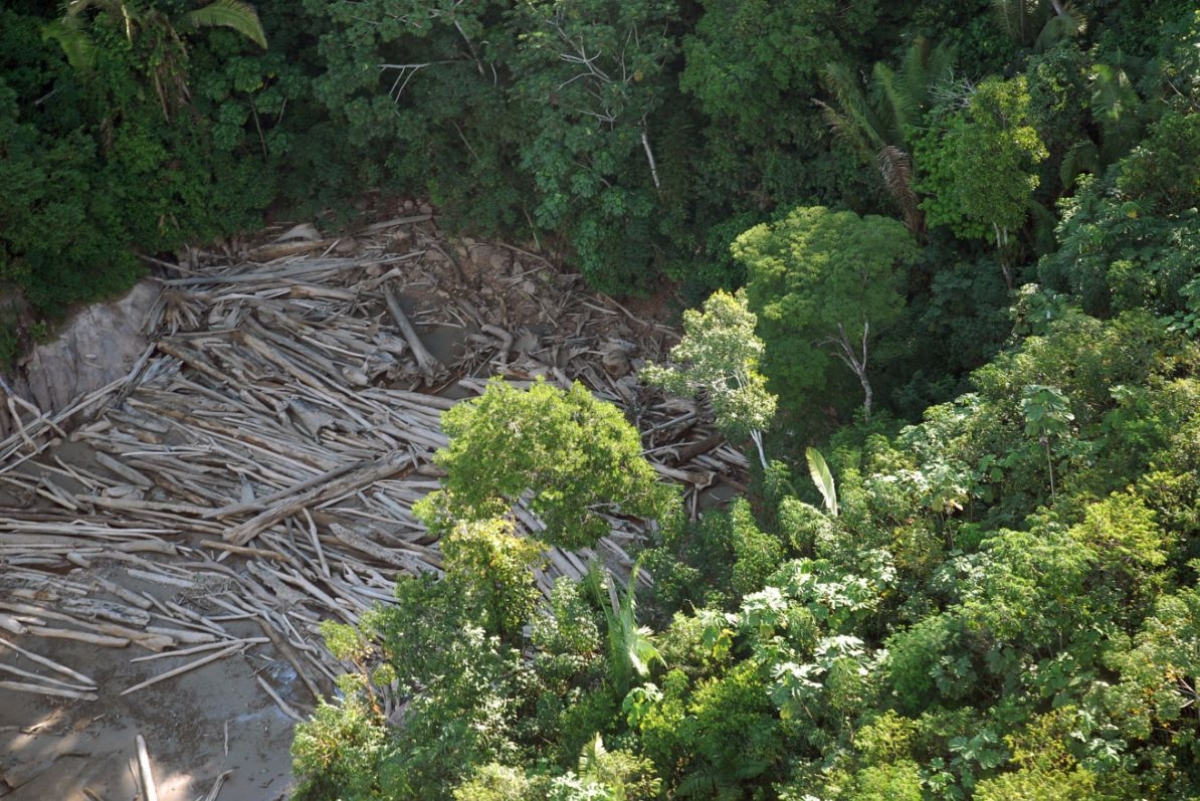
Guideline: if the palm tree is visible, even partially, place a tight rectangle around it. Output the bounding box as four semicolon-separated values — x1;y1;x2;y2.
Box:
991;0;1087;53
817;39;956;237
589;565;662;697
44;0;266;117
1060;61;1149;188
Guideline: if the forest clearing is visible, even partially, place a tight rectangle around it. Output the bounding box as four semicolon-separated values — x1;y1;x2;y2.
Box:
0;212;742;799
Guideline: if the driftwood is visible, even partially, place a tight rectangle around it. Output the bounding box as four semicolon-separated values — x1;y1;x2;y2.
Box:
136;734;160;801
224;452;413;545
0;680;98;701
198;769;233;801
25;627;130;648
0;613;27;634
120;642;245;696
383;281;444;383
256;674;306;722
257;616;329;703
0;212;751;781
0;661;94;692
0;635;96;685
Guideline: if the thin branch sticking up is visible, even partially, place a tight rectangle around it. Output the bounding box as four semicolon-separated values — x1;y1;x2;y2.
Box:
641;126;661;189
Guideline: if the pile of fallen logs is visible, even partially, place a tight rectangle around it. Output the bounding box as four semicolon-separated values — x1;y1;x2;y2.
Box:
0;214;748;713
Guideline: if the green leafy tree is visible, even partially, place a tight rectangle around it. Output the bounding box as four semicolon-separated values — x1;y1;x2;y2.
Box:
440;517;547;643
509;0;680;289
727;499;785;598
915;76;1048;283
1021;384;1074;500
302;0;525;229
1102;582;1200;749
291;694;389;800
680;0;877;148
641;288;776;468
419;377;676;550
962;522;1092;653
848;760;925;801
1070;492;1167;629
734;206;921;420
453;763;536;801
1039;108;1200;319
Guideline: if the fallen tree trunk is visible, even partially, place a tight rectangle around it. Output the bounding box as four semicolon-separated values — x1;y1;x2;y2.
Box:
383;281;444;384
224;452;413;545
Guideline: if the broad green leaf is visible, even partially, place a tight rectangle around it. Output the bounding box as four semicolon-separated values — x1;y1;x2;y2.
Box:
805;446;838;517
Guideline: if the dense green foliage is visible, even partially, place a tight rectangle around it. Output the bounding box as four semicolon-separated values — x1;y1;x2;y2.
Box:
0;0;280;359
418;377;675;551
735;206;920;420
5;0;1200;798
282;0;1200;795
5;0;1192;329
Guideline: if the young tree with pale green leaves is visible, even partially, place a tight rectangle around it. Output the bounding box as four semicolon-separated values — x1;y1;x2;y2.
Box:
733;206;920;421
1021;384;1074;501
641;289;776;468
418;377;676;551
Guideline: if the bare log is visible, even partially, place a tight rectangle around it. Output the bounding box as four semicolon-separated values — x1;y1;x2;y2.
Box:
136;734;160;801
121;642;245;696
382;281;444;383
256;674;306;722
224;452;413;545
25;627;130;648
0;681;98;701
0;635;96;685
256;616;329;704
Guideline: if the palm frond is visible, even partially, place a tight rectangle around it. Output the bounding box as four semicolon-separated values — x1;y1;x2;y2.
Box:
65;0;98;18
42;17;96;70
184;0;267;48
924;42;958;92
1090;63;1144;161
816;100;872;161
590;565;661;695
1060;138;1100;188
991;0;1050;45
871;63;919;145
820;61;884;153
1034;1;1087;52
877;145;922;235
898;38;932;116
578;733;608;777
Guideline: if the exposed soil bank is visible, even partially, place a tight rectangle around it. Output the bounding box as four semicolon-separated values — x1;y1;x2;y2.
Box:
2;282;159;442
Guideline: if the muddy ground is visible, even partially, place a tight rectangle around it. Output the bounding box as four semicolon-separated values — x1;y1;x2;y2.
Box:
0;443;303;801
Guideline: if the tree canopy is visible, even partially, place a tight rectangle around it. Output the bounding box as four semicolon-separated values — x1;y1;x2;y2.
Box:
418;377;675;551
641;288;776;467
734;206;920;419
